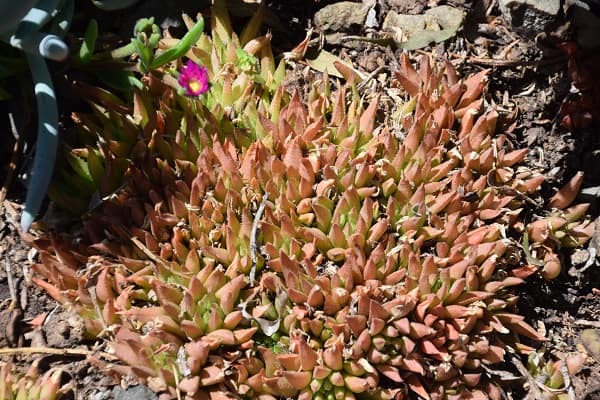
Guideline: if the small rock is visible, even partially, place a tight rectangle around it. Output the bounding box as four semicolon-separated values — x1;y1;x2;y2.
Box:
589;216;600;257
382;6;464;50
365;6;379;29
43;308;85;348
570;248;590;266
498;0;561;38
581;328;600;363
313;2;371;33
112;385;157;400
0;308;24;347
385;0;425;14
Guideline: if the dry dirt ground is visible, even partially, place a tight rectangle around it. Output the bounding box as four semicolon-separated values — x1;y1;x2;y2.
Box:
2;0;600;399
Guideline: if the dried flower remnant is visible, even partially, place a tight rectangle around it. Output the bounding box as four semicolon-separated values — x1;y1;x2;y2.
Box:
178;60;209;96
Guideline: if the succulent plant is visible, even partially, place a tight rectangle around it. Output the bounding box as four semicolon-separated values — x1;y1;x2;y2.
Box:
28;2;593;400
48;1;285;217
520;171;593;280
526;350;587;400
0;361;68;400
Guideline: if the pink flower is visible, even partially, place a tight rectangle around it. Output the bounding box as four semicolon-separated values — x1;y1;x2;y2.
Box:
178;60;209;96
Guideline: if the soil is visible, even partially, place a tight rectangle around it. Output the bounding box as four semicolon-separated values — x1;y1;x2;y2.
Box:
1;0;600;399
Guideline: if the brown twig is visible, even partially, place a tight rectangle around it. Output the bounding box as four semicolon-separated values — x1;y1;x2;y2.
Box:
510;354;546;400
4;254;19;309
559;353;577;400
0;346;118;361
249;193;269;286
131;236;170;269
573;319;600;329
357;65;388;92
0;113;24;207
465;54;567;68
88;287;109;336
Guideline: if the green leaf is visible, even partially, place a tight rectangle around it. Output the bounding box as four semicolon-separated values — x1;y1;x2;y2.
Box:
271;60;287;91
86;146;105;187
133;17;156;36
100;157;129;196
239;3;265;46
110;41;136;59
150;17;205;69
235;48;257;72
65;151;93;183
92;0;138;11
95;69;138;95
47;180;90;215
79;19;98;64
211;0;232;48
132;39;153;72
148;32;161;49
74;81;128;113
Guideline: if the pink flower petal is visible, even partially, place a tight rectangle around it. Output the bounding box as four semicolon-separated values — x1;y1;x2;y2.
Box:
178;60;210;96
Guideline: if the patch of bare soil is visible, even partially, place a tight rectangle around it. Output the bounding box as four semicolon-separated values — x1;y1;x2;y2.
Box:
2;0;600;399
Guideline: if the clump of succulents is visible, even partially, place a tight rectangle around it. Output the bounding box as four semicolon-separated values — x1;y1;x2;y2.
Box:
48;0;285;215
28;2;593;400
526;350;587;399
0;361;68;400
524;172;593;279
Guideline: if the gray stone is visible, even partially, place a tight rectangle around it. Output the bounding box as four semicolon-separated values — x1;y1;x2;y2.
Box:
498;0;561;37
112;385;158;400
382;6;464;50
365;6;379;29
570;248;590;266
589;216;600;260
581;329;600;364
313;2;371;33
